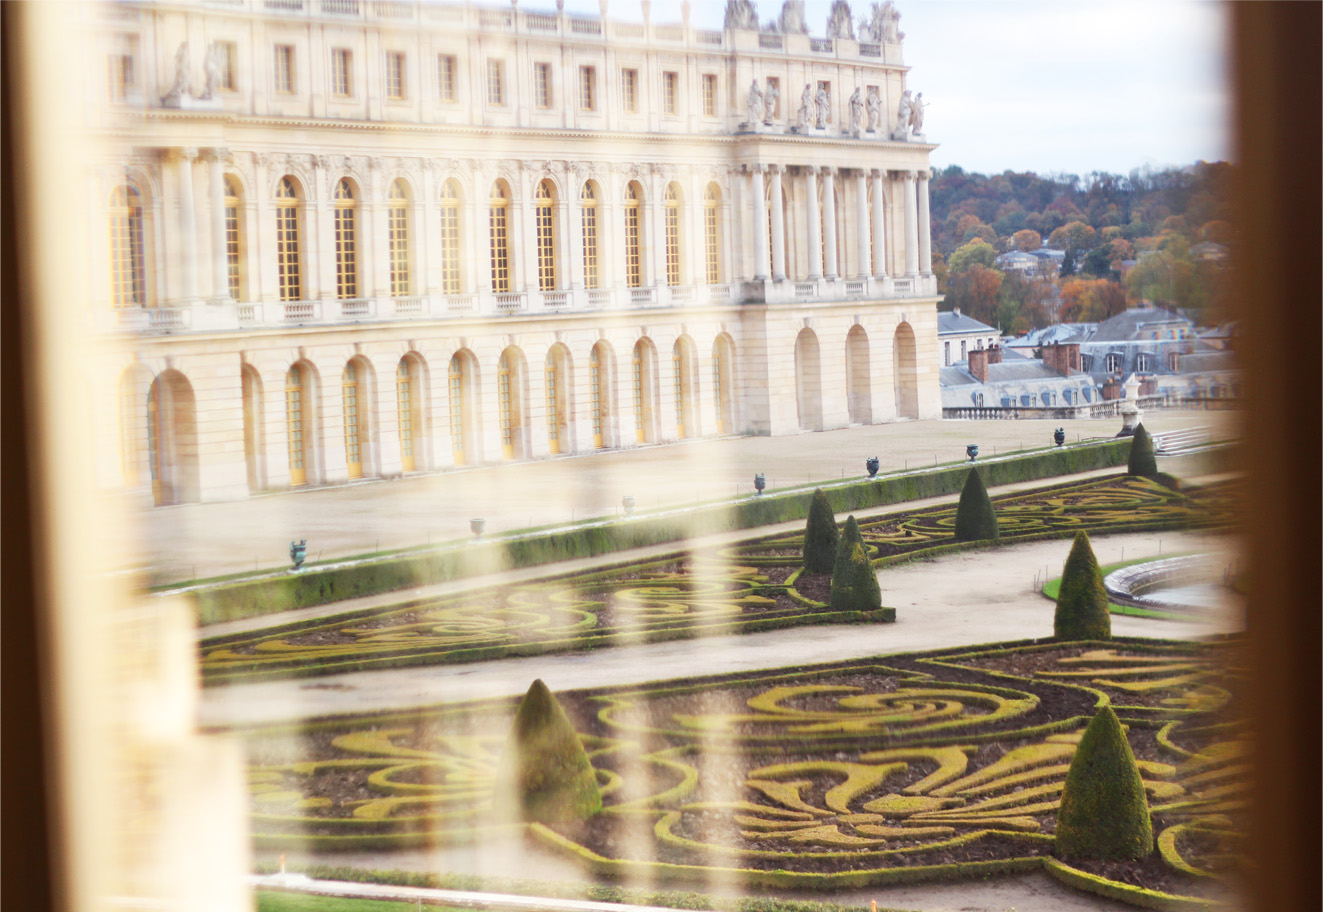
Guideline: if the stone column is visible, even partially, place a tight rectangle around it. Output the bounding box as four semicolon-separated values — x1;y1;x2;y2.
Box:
903;170;919;277
205;148;232;303
871;169;887;277
174;147;199;303
769;165;786;281
822;167;838;280
253;154;277;301
749;165;769;280
917;169;933;276
804;166;822;279
566;179;584;291
854;170;869;279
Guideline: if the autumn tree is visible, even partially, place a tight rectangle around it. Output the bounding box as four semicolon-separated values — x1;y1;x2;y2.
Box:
1011;229;1042;252
947;238;997;273
945;265;1003;324
1048;220;1099;257
1059;278;1127;322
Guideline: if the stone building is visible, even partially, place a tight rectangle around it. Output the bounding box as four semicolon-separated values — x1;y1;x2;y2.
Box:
89;0;940;504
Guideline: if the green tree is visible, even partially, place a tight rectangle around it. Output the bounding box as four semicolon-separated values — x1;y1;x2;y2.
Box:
954;469;998;542
1055;705;1154;860
493;679;602;825
947;238;998;273
1053;532;1111;640
1127;423;1157;477
829;516;881;613
803;488;839;574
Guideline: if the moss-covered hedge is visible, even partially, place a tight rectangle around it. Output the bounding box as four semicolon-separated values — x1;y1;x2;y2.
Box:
193;441;1130;624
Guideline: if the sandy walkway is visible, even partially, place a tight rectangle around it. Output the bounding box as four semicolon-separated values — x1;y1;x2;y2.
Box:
201;529;1241;729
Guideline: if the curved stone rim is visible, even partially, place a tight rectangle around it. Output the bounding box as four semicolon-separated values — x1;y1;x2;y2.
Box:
1103;555;1221;613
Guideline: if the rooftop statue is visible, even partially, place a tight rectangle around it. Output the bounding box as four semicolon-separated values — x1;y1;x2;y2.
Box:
796;83;813;130
865;86;882;131
815;83;831;129
893;89;912;140
763;79;779;124
777;0;809;34
848;86;864;133
909;91;928;136
161;41;191;104
826;0;856;40
199;42;224;100
724;0;758;30
861;1;904;43
747;79;764;124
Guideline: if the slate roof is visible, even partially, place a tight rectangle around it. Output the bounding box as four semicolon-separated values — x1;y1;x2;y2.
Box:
939;366;978;386
1180;351;1238;373
1005;323;1096;348
1086;306;1190;343
937;310;998;335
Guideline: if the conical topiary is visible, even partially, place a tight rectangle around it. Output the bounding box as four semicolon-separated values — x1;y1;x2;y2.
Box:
1055;705;1154;860
1127;423;1157;478
1054;531;1111;640
953;468;999;542
803;488;839;574
492;679;602;825
829;516;881;612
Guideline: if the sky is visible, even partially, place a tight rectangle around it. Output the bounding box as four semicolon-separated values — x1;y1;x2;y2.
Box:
560;0;1232;177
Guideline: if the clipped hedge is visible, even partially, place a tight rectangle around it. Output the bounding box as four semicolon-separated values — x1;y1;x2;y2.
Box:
829;517;881;613
953;468;998;542
193;440;1131;624
493;679;602;825
1128;423;1158;478
802;489;839;574
1056;705;1154;861
1054;531;1113;640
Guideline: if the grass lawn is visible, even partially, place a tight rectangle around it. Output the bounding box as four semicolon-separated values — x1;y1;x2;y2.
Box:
257;892;460;912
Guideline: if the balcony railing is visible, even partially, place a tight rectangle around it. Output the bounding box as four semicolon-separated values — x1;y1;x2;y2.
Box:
282;299;319;322
668;284;693;305
586;288;612;308
629;286;656;306
337;297;374;319
494;292;526;313
541;291;569;309
392;296;424;316
445;293;475;314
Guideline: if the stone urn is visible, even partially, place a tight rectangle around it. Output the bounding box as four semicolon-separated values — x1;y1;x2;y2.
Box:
1054;427;1066;447
866;457;879;477
754;473;766;495
622;495;636;516
289;539;307;570
469;518;486;538
966;444;979;462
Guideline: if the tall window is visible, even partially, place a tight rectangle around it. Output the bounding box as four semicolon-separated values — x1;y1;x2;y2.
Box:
439;180;461;294
673;344;686;438
342;362;363;479
701;74;717;117
589;344;605;448
663;71;678;114
274;44;294;94
579;66;596;111
448;354;466;465
580;183;599;290
285;364;307;485
437;54;456;102
545;348;564;455
396;358;416;473
486;59;504;106
274;177;301;301
703;183;721;284
223;176;243;300
215;42;236;91
332;179;357;299
534;62;552;109
386;51;406;100
488;180;510;293
624;181;642;288
331;48;352;97
388;180;410;296
535;180;557;292
108;53;135;101
631;342;648;443
497;351;517;460
664;183;681;287
621;68;638;113
109;185;146;307
712;337;733;435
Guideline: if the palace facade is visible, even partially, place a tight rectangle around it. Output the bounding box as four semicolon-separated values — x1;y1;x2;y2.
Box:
89;0;940;504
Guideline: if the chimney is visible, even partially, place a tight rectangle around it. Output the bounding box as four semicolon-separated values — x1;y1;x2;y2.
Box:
968;345;1001;383
1042;341;1081;376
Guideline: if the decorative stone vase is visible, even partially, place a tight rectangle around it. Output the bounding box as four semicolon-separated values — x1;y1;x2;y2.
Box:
470;518;486;538
866;457;879;477
754;473;766;495
622;495;636;516
1054;428;1066;447
289;539;307;570
966;444;979;462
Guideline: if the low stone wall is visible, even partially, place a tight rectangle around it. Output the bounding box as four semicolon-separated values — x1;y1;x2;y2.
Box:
1103;555;1217;613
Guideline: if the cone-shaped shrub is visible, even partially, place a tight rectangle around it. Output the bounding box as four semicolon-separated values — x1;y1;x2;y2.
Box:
492;679;601;825
1127;423;1157;478
953;468;999;542
1056;705;1154;860
830;516;881;612
803;488;839;574
1054;531;1111;640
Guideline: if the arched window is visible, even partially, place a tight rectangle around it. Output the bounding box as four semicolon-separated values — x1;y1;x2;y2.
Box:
535;179;557;291
109;185;146;307
624;181;642;288
489;180;510;293
333;179;358;299
440;180;461;294
387;180;410;296
342;361;364;478
275;177;302;301
285;364;308;485
581;183;599;290
223;176;244;300
664;183;682;287
703;183;721;284
397;357;419;472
